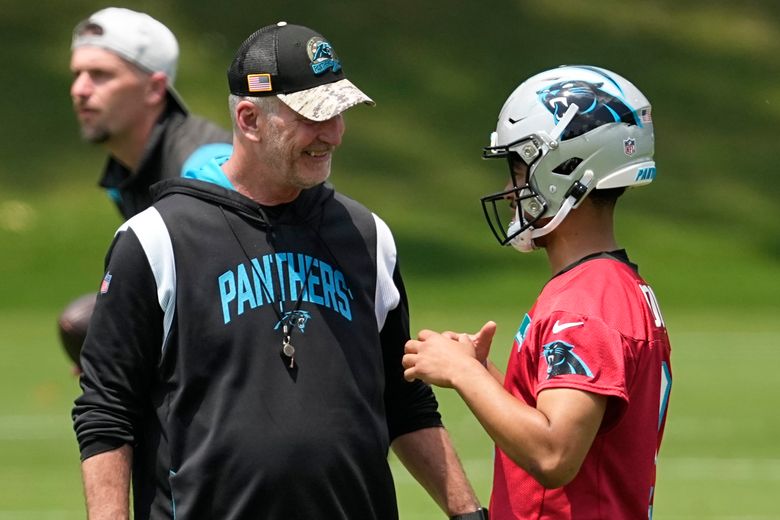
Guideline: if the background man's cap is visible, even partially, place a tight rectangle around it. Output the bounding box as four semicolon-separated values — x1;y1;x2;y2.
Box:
72;7;186;110
227;22;374;121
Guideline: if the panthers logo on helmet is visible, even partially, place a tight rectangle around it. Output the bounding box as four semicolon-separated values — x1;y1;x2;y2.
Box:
542;341;593;378
537;80;640;140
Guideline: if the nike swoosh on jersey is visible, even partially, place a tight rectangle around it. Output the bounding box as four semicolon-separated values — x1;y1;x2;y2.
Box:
552;320;585;334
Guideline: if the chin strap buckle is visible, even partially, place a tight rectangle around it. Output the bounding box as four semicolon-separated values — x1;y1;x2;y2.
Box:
564;169;595;203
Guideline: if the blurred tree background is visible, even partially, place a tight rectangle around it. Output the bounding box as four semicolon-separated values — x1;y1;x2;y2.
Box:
2;0;778;313
0;0;778;518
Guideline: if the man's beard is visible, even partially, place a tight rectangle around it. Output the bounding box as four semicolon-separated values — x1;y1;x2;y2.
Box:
80;125;111;144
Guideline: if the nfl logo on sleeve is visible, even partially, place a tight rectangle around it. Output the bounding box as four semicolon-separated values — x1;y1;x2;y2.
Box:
100;272;113;294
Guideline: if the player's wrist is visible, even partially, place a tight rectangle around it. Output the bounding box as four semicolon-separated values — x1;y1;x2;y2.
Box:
450;507;489;520
452;357;488;390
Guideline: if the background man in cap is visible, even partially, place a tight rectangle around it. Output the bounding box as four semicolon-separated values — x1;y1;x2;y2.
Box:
59;7;232;372
72;22;487;520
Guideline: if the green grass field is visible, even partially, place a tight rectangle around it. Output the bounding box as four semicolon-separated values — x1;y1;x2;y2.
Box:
2;0;779;517
2;307;779;518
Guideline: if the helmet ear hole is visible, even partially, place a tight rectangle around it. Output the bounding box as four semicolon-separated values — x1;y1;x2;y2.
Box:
552;157;583;176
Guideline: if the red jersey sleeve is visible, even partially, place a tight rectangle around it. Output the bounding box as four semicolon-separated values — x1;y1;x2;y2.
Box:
532;310;629;407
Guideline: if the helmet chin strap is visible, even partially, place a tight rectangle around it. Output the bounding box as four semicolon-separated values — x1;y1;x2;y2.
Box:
507;102;587;254
508;169;595;253
507;224;536;253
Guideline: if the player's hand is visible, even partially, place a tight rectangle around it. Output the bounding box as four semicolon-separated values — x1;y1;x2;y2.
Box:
403;329;483;388
441;321;497;367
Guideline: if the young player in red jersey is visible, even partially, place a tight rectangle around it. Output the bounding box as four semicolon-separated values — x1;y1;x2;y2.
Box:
403;65;672;519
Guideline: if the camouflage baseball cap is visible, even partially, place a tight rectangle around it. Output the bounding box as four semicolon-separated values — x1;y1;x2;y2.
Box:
227;22;374;121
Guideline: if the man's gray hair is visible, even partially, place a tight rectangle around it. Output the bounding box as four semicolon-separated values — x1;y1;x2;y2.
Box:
228;94;279;128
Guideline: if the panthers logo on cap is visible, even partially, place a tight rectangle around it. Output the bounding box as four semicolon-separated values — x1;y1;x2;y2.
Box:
542;341;593;379
537;80;640;140
306;37;341;75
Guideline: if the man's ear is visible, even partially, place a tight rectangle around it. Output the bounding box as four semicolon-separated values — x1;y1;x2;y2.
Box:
146;72;169;105
234;100;264;143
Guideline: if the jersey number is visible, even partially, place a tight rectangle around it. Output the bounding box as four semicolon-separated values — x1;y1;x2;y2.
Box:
639;284;665;328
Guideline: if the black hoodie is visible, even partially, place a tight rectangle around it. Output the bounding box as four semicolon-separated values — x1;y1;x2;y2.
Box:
99;102;232;219
73;179;442;519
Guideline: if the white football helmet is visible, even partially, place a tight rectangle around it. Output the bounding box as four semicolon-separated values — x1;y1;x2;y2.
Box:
481;65;656;252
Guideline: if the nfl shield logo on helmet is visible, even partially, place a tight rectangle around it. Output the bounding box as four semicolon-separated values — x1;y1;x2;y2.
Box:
623;137;636;156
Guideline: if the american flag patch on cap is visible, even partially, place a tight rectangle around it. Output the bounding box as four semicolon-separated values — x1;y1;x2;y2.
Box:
247;73;272;92
640;108;652;124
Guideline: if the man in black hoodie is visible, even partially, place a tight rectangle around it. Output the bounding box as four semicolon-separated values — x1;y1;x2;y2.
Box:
73;22;487;520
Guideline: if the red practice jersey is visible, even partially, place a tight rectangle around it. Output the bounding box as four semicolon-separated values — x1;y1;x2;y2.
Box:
490;253;672;519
